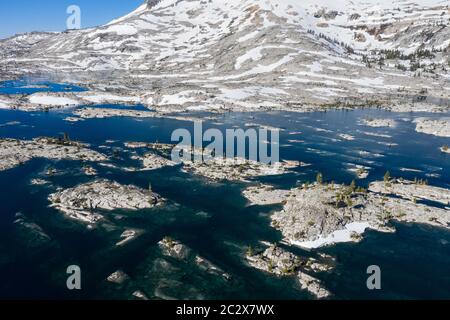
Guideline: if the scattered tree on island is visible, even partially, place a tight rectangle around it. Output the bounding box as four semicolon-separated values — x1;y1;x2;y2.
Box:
350;180;356;192
268;260;274;273
316;172;323;185
384;171;391;183
413;177;428;186
47;167;55;176
164;236;175;248
246;246;254;257
356;167;366;177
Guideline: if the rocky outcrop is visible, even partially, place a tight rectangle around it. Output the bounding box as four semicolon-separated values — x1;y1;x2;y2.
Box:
269;181;450;249
246;245;302;276
361;118;396;128
297;272;331;299
246;244;332;299
158;237;192;261
0;137;107;171
369;179;450;206
146;0;162;9
182;154;299;182
413;118;450;137
49;180;163;223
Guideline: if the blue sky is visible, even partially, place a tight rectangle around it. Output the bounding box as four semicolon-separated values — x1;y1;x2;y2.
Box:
0;0;144;39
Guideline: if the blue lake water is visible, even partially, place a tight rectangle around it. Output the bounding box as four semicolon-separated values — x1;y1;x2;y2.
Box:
0;83;450;299
0;79;87;95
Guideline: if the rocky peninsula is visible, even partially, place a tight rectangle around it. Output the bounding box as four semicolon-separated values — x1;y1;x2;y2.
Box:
244;179;450;249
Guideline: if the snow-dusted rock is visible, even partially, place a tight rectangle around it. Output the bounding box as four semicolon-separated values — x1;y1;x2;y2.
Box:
271;181;450;249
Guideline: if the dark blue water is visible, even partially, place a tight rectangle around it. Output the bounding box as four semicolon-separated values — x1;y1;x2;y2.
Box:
0;84;450;300
0;79;86;95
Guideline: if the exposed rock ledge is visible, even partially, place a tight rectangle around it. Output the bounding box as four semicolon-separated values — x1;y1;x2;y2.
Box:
0;137;107;171
126;143;300;182
158;237;231;281
414;118;450;137
182;154;300;182
246;245;332;299
243;184;290;205
245;180;450;249
361;118;396;128
368;179;450;206
297;272;332;300
73;107;156;120
49;180;163;224
142;153;177;170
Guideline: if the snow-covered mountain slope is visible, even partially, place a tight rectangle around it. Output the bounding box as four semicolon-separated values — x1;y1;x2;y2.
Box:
0;0;449;112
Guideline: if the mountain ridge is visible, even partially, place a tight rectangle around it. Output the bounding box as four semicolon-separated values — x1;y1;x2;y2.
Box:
0;0;449;113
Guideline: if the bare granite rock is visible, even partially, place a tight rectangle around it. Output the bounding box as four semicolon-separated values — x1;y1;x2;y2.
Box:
142;153;177;170
361;118;396;128
297;272;332;299
414;118;450;137
0;137;107;171
107;270;130;284
158;237;192;261
132;290;149;300
246;244;333;298
49;180;162;223
243;184;290;205
73;107;156;120
246;245;302;276
369;179;450;206
182;155;298;182
116;229;143;246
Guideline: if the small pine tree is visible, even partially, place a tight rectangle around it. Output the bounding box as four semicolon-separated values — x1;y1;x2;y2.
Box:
350;180;356;192
384;171;391;183
316;172;323;185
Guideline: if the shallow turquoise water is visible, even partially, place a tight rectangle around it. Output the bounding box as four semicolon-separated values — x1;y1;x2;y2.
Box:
0;82;449;300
